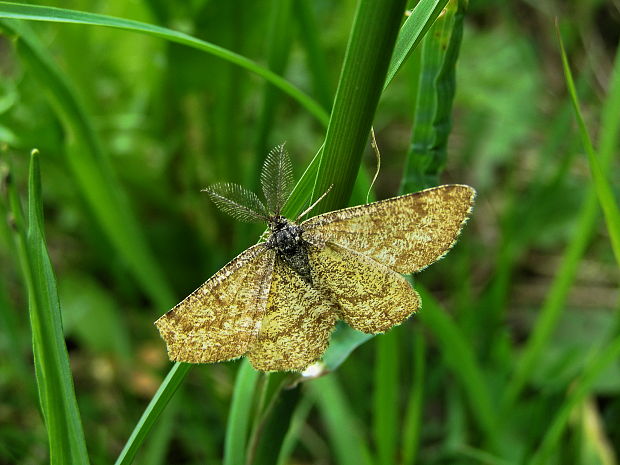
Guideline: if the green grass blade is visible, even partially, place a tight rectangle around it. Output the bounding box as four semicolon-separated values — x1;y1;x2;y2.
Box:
401;328;425;465
401;0;465;192
373;331;399;465
384;0;449;90
311;0;408;213
136;400;177;465
529;333;620;465
114;362;190;465
250;0;293;189
322;323;373;371
503;189;601;408
9;151;90;464
223;360;260;465
1;20;176;310
276;394;315;465
382;5;465;460
294;0;333;110
504;32;620;408
310;374;373;465
416;286;499;448
598;41;620;170
284;0;450;213
251;380;302;465
558;25;620;266
0;1;328;125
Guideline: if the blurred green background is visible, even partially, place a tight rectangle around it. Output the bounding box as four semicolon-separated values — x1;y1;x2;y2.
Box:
0;0;619;464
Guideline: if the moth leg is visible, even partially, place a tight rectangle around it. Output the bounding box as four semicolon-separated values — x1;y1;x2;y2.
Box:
308;242;420;334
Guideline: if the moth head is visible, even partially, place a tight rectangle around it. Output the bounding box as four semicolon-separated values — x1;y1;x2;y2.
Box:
269;215;289;232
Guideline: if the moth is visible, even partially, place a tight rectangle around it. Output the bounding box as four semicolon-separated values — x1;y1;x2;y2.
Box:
155;145;475;372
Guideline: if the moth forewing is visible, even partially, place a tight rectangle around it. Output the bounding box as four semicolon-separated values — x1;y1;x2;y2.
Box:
155;244;275;363
301;184;475;274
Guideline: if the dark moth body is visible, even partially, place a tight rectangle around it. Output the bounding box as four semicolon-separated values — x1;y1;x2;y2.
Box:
265;216;313;285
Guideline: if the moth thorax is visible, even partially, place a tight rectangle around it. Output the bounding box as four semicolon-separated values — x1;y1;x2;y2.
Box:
269;218;304;256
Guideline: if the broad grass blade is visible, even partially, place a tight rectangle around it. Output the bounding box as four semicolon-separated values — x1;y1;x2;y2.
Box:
10;151;90;464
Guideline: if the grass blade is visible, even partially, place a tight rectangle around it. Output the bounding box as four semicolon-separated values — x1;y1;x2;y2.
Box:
504;31;620;408
311;0;408;213
8;151;90;464
400;0;466;192
322;323;373;371
114;362;190;465
1;20;176;310
558;24;620;266
0;1;328;125
294;0;333;110
529;332;620;465
416;286;499;448
310;374;373;465
401;328;425;465
502;191;600;407
384;0;449;89
373;331;399;465
250;0;294;189
276;394;315;465
223;360;260;465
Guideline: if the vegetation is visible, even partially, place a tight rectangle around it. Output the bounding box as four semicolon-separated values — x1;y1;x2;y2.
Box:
0;0;618;464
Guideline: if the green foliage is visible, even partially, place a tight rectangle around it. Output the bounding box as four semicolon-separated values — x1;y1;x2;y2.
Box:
0;0;619;464
6;151;89;464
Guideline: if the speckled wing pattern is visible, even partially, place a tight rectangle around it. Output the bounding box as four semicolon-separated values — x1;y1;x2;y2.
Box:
156;184;475;372
248;258;338;371
307;242;420;333
302;184;475;274
155;244;275;363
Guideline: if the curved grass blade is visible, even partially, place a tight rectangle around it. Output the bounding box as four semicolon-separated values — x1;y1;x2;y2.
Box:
294;0;333;110
251;0;294;191
504;30;620;408
1;20;176;310
557;24;620;266
384;0;449;90
203;183;269;223
0;1;328;126
310;374;373;465
8;151;89;464
529;332;620;465
322;322;373;371
114;362;190;465
416;285;499;448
